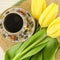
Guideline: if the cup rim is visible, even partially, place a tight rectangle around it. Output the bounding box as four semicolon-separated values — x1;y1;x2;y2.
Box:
0;7;36;42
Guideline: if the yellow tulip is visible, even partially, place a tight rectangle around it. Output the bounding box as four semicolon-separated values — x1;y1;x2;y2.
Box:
31;0;46;20
39;3;58;27
47;17;60;38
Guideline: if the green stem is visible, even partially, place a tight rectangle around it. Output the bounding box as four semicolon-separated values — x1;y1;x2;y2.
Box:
13;34;47;60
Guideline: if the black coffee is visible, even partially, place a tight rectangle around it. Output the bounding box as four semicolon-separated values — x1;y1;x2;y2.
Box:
4;13;23;33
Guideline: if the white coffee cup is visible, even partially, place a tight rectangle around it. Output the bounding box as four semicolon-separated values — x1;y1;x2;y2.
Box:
0;8;35;42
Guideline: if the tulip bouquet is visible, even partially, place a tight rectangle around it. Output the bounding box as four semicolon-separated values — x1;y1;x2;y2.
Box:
5;0;60;60
31;0;59;38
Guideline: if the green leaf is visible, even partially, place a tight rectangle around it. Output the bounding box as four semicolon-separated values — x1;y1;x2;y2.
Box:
13;29;46;58
43;37;59;60
5;43;23;60
23;57;30;60
18;37;49;60
12;29;47;60
5;52;9;60
20;43;46;60
59;43;60;48
30;50;42;60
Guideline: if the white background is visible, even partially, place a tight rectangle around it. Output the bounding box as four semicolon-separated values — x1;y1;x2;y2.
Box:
0;0;19;14
0;47;4;60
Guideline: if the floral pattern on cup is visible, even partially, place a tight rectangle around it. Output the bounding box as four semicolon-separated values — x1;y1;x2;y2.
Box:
0;8;35;42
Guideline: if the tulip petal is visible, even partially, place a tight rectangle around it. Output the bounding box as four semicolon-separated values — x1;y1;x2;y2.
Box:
42;4;58;27
42;0;46;11
39;3;58;27
47;17;60;38
31;0;46;20
31;0;37;19
39;3;55;26
47;17;60;29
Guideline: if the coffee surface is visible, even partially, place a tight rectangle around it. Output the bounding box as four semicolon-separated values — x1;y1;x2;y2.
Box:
4;13;23;33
